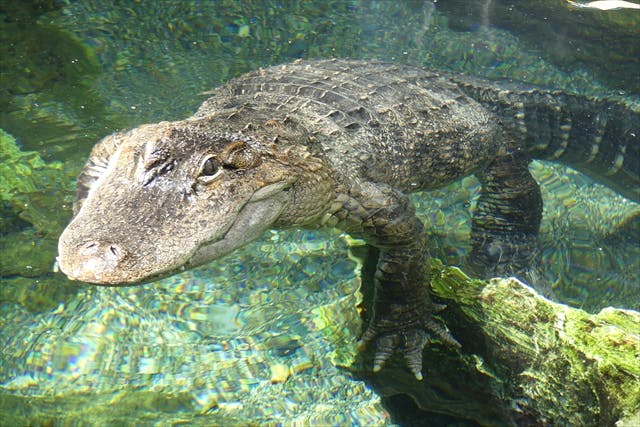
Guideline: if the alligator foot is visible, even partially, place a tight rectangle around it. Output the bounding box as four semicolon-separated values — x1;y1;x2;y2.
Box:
357;302;460;380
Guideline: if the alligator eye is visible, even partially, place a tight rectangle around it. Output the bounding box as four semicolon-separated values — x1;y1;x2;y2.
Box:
201;157;218;175
197;156;222;183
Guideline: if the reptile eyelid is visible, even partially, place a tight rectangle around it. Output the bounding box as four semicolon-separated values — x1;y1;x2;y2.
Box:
197;156;223;183
223;141;260;169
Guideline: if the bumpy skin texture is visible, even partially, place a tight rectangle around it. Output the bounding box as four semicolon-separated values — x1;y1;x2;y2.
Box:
58;59;639;379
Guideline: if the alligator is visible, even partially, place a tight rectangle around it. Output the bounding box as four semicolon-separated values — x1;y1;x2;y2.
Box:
57;59;639;380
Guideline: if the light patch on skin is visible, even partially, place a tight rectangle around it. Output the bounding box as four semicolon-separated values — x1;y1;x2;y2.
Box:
80;141;124;211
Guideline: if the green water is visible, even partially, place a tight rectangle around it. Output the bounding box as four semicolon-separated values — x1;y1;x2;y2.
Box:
1;1;638;425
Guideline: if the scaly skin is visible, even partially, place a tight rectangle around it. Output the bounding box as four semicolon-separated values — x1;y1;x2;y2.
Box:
58;59;639;380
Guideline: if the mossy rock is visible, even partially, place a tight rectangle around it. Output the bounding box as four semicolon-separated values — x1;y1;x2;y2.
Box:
360;260;640;425
0;128;74;236
1;129;78;311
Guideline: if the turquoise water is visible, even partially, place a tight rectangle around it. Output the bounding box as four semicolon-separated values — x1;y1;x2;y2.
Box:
1;1;638;425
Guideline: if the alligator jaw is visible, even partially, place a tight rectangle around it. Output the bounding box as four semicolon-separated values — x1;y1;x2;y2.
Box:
57;180;292;286
186;181;291;268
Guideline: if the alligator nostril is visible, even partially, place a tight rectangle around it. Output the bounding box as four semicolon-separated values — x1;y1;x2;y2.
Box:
79;241;100;256
106;244;124;260
78;241;125;262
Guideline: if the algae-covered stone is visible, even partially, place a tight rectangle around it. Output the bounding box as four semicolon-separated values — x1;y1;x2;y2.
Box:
0;129;74;280
0;129;78;311
0;128;73;237
367;261;640;425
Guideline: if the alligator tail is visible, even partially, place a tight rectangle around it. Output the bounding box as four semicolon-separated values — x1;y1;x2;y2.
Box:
455;78;639;203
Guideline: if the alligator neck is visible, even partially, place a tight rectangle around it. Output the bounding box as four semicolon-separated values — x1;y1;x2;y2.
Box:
195;109;339;228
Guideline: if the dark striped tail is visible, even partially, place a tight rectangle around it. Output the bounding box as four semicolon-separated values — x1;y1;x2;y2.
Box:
455;78;639;203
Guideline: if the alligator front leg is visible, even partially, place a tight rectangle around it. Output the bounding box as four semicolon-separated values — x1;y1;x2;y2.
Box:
327;182;460;380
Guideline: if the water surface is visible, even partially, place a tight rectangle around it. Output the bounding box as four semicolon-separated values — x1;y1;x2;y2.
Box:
1;1;638;425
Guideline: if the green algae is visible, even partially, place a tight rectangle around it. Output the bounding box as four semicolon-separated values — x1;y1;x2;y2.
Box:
361;261;639;425
0;129;78;312
0;127;72;281
431;261;639;425
0;128;74;238
0;128;72;278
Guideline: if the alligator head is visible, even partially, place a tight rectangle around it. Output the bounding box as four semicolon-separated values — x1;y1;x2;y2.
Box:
57;117;331;285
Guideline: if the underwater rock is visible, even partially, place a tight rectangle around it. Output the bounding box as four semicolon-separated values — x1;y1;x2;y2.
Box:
364;260;640;426
0;129;79;313
0;128;72;240
437;0;640;93
0;129;75;300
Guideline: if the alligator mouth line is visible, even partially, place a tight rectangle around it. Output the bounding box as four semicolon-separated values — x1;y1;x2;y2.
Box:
59;181;292;286
185;180;293;269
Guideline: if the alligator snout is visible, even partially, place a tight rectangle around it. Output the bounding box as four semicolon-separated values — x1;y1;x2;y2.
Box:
58;236;131;284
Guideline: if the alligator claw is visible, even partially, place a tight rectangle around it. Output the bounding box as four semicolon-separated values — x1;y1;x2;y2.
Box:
358;304;460;380
370;334;397;373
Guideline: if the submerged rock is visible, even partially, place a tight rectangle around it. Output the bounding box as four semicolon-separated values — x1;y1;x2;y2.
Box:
364;261;640;425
